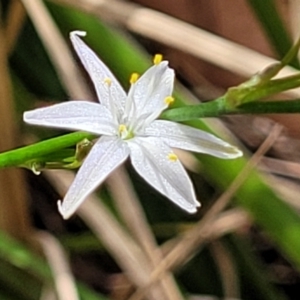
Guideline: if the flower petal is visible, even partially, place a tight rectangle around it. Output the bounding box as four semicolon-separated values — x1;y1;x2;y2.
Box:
128;137;200;213
126;61;174;125
145;120;243;159
70;31;126;116
58;136;129;219
24;101;117;135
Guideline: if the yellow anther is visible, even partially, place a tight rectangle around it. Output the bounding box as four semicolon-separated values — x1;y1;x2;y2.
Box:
167;153;178;162
130;73;139;84
153;54;163;65
164;96;175;106
104;77;112;86
118;124;127;133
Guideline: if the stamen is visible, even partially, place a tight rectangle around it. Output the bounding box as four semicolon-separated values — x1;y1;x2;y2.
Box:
103;77;118;123
153;54;163;65
164;96;175;106
130;73;139;84
167;153;178;162
104;77;112;86
118;124;127;133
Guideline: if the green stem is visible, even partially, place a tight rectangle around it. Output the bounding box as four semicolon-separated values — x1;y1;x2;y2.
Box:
1;98;300;169
237;99;300;114
241;76;300;103
161;97;229;121
0;131;95;168
161;99;300;121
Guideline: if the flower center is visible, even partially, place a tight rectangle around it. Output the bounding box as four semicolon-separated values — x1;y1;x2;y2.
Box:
118;124;134;140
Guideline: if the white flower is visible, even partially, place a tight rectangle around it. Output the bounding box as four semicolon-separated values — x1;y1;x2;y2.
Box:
24;31;242;219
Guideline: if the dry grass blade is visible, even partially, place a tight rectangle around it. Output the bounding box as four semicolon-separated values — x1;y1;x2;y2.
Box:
36;231;79;300
4;0;26;54
159;208;251;256
0;19;32;242
194;208;250;241
130;208;250;300
107;167;162;255
210;241;240;299
289;0;300;42
161;124;283;271
21;0;93;100
126;9;293;79
107;166;184;300
261;156;300;179
52;0;300;96
260;175;300;211
128;124;282;300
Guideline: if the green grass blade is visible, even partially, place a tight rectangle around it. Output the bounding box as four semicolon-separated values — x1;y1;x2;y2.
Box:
247;0;299;68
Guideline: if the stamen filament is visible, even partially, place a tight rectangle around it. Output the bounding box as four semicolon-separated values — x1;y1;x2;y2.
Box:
104;77;117;123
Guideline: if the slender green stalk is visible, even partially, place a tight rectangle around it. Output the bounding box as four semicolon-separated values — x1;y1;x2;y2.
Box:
236;99;300;114
161;97;228;120
1;96;300;169
0;132;94;168
161;99;300;121
247;0;298;67
234;75;300;104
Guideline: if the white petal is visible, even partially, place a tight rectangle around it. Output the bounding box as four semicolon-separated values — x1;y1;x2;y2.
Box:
58;136;129;219
70;31;126;116
128;137;200;213
126;61;174;125
24;101;117;135
145;120;243;159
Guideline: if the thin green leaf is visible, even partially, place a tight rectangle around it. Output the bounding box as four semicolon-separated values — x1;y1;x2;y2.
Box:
0;132;94;168
247;0;298;67
0;231;108;300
